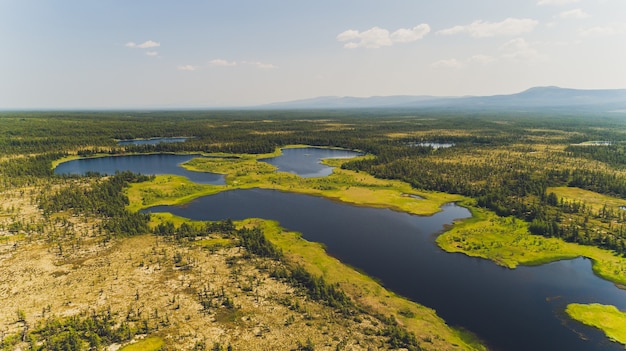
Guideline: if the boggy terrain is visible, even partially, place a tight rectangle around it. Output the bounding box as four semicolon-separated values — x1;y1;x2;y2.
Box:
0;172;481;351
2;110;626;349
0;183;417;351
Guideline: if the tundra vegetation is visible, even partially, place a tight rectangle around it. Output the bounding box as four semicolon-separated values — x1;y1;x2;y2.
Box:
1;109;626;349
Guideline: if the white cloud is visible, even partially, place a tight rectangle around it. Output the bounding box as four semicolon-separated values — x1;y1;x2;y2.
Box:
146;51;158;57
337;26;392;49
579;24;625;37
137;40;160;49
431;59;464;69
177;65;196;71
337;24;430;49
499;38;543;61
437;18;539;38
336;30;360;42
209;59;237;67
390;24;431;43
126;40;160;49
558;8;589;19
537;0;579;5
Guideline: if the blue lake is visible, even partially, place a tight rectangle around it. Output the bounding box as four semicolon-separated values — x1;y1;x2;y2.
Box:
145;190;626;351
54;154;225;185
259;147;362;178
54;148;626;351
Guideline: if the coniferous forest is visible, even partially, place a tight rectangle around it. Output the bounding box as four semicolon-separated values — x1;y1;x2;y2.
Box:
3;110;626;255
2;109;626;351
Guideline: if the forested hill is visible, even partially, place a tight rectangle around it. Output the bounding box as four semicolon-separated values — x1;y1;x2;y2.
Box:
262;86;626;112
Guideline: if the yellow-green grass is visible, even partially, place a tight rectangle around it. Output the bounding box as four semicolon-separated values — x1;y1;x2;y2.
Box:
144;211;486;350
549;186;626;213
68;146;453;216
437;206;626;286
147;212;190;228
178;148;463;216
119;336;164;351
0;233;26;244
148;213;233;249
50;155;82;169
240;218;486;351
566;303;626;347
128;147;626;287
126;175;221;212
122;145;626;347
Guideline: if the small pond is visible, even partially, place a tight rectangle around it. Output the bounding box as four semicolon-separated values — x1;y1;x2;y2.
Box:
259;147;362;178
117;137;189;146
145;189;626;351
54;154;225;185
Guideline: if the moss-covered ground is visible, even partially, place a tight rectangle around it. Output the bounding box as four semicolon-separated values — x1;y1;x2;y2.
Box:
124;146;626;349
566;303;626;347
119;337;164;351
437;204;626;286
128;147;626;288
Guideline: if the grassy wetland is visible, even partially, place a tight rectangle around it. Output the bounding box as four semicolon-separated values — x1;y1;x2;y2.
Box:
566;303;626;347
2;110;626;349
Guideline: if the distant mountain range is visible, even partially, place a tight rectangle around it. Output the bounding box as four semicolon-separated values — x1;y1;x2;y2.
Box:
262;87;626;112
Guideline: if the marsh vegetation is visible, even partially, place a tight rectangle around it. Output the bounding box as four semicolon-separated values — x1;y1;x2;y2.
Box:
2;110;626;349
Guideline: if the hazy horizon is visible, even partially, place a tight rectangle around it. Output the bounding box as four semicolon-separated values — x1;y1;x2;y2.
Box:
2;0;625;109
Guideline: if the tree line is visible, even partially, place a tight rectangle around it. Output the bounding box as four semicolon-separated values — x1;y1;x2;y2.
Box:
38;172;152;238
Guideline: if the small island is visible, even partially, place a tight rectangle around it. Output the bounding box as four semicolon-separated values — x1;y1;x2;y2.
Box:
566;304;626;347
3;111;626;351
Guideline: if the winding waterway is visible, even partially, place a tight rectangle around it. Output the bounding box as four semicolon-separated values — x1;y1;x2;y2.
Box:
55;150;626;351
145;189;626;351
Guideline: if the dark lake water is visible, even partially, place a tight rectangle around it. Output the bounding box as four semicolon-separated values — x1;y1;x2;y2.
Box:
145;188;626;351
117;137;189;146
54;154;225;185
259;147;362;177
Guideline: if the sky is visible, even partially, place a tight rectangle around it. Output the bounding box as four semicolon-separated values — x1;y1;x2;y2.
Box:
1;0;625;109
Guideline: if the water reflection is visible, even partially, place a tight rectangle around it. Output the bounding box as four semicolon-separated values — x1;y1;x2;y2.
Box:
259;147;361;177
54;154;225;185
145;188;626;351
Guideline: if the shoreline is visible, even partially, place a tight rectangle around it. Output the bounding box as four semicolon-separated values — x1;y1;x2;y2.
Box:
65;146;626;288
65;146;626;348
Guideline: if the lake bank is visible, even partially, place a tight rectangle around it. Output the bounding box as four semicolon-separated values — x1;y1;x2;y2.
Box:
144;188;626;351
57;147;626;290
437;205;626;287
566;303;626;347
56;146;626;350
